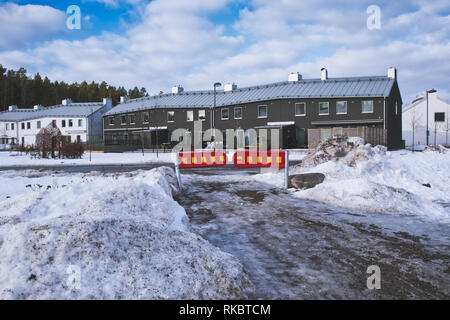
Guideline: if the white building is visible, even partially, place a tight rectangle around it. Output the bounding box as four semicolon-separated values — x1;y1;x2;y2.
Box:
402;91;449;147
0;98;112;149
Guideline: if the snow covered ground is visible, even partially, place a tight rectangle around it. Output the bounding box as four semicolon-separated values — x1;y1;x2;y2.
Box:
0;167;250;299
0;150;306;167
0;151;174;167
255;147;450;224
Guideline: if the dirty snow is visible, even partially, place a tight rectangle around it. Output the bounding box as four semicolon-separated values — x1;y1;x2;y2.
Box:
0;167;250;299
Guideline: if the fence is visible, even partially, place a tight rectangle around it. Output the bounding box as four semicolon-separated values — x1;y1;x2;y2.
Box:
307;126;387;149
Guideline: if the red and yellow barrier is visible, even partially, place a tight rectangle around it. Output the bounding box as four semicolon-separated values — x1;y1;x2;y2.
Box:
233;151;285;168
178;151;227;168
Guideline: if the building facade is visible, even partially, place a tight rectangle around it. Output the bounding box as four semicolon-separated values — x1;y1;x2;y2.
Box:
0;98;112;149
103;68;403;151
402;90;449;147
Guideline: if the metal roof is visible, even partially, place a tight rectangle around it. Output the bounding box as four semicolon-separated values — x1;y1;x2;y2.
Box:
105;76;395;116
0;102;104;122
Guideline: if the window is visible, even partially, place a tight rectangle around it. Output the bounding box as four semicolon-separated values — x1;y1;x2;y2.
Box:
319;102;329;115
186;110;194;122
295;103;306;116
11;123;14;130
37;121;41;129
143;112;150;123
362;100;373;113
21;123;25;130
27;122;31;129
221;108;229;120
395;101;398;115
76;135;81;143
120;115;126;125
167;111;175;122
435;112;445;122
198;110;206;121
109;116;115;125
62;120;66;127
5;124;9;131
129;114;135;124
78;119;83;127
234;107;243;119
69;119;73;127
336;101;347;114
258;105;267;118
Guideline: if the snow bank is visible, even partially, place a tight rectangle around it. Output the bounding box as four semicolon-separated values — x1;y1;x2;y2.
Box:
255;138;450;222
0;168;250;299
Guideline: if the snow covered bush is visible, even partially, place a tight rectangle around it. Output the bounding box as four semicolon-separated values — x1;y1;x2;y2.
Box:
0;167;251;299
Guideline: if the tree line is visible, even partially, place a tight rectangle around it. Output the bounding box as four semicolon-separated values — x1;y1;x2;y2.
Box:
0;64;148;111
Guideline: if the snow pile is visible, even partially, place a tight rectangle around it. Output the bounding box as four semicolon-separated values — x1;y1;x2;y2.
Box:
299;136;386;167
424;144;448;154
288;149;450;222
0;168;250;299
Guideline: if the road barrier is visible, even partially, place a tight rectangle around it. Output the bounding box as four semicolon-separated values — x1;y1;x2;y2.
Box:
175;150;289;189
232;151;286;168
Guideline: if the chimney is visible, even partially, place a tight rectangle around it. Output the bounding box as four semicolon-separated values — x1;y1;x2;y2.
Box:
387;67;397;79
321;68;328;81
288;72;302;82
62;99;72;105
8;105;18;111
120;96;129;103
171;85;184;94
103;98;113;111
33;105;44;110
224;83;237;92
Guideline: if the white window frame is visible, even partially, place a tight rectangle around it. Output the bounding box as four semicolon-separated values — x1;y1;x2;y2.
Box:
336;101;347;115
198;110;206;121
68;119;73;127
295;102;306;116
234;107;243;119
37;121;41;129
221;108;229;120
120;115;126;125
362;100;374;114
167;111;175;123
258;105;268;118
319;102;329;115
109;116;115;126
129;114;135;124
27;122;31;129
11;123;14;130
78;119;83;127
186;110;194;122
62;120;66;127
5;124;9;131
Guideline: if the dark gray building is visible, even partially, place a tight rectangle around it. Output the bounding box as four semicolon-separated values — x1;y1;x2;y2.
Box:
102;67;403;151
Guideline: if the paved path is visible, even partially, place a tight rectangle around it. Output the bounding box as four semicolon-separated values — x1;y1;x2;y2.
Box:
175;172;450;299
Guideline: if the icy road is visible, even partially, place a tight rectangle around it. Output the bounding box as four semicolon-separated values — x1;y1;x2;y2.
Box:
175;171;450;299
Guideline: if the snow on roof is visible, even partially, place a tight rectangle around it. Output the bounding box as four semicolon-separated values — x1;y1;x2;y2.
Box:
0;102;104;122
105;76;395;116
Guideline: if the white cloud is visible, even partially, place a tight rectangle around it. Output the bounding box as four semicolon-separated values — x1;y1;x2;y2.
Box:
0;0;448;104
0;3;66;50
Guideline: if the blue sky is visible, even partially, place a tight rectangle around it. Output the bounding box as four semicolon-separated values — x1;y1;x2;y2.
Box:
0;0;449;105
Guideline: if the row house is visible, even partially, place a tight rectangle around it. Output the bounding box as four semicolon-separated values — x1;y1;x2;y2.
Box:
103;67;403;151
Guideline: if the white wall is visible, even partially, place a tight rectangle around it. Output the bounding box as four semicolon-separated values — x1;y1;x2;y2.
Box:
402;92;450;147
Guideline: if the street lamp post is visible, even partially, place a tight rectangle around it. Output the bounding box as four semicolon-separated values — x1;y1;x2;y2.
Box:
212;82;222;140
426;89;437;146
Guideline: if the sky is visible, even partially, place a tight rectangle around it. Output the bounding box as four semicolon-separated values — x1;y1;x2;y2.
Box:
0;0;448;106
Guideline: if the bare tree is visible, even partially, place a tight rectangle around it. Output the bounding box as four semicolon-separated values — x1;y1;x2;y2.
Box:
409;107;422;152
